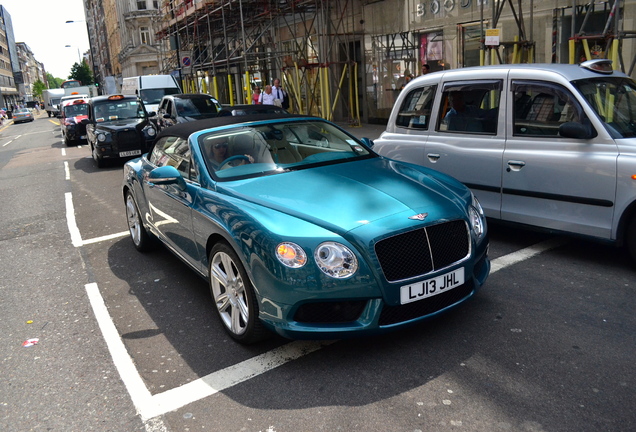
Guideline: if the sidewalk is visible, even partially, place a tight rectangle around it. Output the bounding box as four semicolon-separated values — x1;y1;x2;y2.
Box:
337;122;387;140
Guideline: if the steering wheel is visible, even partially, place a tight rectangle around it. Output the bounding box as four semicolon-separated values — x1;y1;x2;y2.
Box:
218;155;251;170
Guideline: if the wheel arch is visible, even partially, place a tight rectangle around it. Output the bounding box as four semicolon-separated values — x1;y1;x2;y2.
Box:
615;199;636;247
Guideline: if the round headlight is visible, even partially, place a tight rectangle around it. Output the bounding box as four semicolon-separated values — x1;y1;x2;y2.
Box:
314;242;358;279
146;126;156;137
275;242;307;268
97;133;106;142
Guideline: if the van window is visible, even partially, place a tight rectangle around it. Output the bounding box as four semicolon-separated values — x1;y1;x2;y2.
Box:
512;82;582;137
573;77;636;139
437;82;500;134
395;85;437;130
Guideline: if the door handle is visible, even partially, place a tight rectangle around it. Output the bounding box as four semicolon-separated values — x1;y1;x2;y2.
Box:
506;160;526;172
427;153;440;163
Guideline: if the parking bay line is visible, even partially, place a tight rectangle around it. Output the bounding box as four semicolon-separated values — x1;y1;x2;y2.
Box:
85;238;567;421
86;282;334;420
68;189;568;420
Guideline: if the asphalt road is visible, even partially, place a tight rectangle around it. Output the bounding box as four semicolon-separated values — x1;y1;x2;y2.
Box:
0;112;634;432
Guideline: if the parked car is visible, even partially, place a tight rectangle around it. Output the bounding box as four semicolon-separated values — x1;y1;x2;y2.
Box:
218;104;289;116
12;108;34;124
82;94;157;168
122;114;490;343
154;93;222;131
373;59;636;260
60;98;89;145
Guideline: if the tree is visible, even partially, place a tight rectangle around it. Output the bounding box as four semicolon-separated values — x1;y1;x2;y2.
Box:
32;80;47;100
68;61;93;85
46;73;63;89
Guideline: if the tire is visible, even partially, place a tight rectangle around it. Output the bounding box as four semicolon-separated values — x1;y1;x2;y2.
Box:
92;143;105;168
209;243;269;344
627;216;636;262
125;192;154;252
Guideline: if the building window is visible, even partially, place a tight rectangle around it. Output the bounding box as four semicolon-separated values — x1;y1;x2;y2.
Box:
140;27;150;45
137;1;147;10
153;1;159;8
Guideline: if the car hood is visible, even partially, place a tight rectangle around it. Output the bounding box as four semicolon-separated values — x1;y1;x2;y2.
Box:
221;157;469;236
96;118;146;132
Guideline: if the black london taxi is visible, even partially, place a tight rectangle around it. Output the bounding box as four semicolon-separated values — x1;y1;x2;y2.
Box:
83;94;157;168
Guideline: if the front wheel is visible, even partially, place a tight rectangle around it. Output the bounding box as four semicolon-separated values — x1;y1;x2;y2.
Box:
92;143;105;168
125;192;154;252
209;243;269;344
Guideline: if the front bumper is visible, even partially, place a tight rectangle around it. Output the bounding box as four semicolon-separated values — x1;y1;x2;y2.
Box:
259;245;490;340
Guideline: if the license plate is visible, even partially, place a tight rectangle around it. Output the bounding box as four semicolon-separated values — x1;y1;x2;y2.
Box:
119;150;141;157
400;268;464;305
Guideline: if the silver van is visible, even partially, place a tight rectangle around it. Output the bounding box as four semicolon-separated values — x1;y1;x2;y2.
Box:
373;60;636;259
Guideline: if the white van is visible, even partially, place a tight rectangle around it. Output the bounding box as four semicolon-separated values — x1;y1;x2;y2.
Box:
373;59;636;260
121;75;181;113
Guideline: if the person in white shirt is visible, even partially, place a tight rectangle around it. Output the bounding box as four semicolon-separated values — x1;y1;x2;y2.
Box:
272;78;288;109
258;85;276;105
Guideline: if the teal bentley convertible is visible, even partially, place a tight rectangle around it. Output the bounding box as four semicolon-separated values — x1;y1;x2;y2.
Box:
122;114;490;343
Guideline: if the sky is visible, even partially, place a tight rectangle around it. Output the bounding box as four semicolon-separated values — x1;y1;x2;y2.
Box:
2;0;91;79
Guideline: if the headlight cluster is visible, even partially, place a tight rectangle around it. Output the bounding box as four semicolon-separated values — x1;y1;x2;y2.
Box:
97;132;108;142
275;241;358;279
469;193;485;239
145;125;157;137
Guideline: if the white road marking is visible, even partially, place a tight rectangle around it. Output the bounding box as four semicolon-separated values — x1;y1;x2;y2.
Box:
86;281;333;421
62;148;67;156
65;187;569;422
81;231;129;245
2;139;13;147
65;192;83;247
489;237;569;274
64;161;70;179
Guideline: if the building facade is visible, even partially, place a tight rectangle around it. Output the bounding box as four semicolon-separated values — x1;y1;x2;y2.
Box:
0;5;20;109
84;0;636;123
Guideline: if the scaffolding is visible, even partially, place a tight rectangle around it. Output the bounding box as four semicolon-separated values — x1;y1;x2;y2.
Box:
157;0;363;125
478;0;633;75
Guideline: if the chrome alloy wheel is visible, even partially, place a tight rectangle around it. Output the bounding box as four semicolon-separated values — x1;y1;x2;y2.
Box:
126;194;143;247
210;251;249;336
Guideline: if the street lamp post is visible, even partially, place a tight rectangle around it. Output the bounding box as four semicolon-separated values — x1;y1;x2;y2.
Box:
65;45;81;64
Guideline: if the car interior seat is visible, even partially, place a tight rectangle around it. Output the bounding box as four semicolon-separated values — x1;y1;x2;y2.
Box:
229;132;275;164
260;128;302;163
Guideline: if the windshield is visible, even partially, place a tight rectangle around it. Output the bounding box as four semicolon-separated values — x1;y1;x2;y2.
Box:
199;119;373;180
64;103;88;117
140;87;181;106
573;77;636;138
175;97;220;117
94;100;146;122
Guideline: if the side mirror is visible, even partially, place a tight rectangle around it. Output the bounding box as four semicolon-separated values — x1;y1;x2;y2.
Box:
559;121;596;139
360;137;374;148
148;165;186;190
163;113;171;119
147;111;156;117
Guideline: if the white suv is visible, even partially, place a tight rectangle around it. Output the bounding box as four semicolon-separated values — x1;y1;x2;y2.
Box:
373;60;636;259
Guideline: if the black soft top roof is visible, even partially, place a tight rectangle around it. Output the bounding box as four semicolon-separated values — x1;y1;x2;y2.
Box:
155;113;312;140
